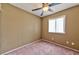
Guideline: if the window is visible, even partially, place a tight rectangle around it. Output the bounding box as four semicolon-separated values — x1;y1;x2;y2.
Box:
48;15;65;33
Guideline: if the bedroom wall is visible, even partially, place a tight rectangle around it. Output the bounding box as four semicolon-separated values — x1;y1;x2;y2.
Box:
42;5;79;50
1;4;41;53
0;4;1;54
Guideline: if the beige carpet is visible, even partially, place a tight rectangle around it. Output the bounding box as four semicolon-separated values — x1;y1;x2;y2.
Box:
5;40;79;55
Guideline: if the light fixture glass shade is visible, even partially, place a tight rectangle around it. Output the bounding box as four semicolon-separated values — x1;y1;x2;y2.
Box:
42;6;48;12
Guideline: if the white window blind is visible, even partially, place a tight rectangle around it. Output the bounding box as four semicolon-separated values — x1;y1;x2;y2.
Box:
48;15;65;33
49;19;55;32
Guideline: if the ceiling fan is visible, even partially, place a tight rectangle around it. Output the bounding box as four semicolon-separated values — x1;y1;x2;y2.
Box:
32;3;61;16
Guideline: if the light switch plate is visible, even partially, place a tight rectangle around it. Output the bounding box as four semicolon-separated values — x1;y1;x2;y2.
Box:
66;41;69;44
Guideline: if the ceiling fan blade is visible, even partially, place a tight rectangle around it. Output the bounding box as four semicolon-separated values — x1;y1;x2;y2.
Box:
49;3;61;7
32;8;42;11
48;8;53;12
41;11;43;16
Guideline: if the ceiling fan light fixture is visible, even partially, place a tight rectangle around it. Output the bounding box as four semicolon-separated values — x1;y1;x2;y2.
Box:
42;6;48;12
32;3;61;16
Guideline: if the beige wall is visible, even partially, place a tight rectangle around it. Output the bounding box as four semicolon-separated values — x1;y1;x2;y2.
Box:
1;4;41;53
42;6;79;50
0;3;1;54
0;10;1;54
0;4;1;10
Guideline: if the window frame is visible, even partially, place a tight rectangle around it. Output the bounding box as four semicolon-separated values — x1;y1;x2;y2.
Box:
48;15;66;34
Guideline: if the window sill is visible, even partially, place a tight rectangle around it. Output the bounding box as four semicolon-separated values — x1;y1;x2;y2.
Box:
48;32;65;35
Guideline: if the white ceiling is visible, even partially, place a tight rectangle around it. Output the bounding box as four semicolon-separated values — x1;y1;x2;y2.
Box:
10;3;79;17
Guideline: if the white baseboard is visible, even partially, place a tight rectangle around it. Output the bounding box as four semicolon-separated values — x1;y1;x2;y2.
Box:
42;39;79;53
1;40;40;55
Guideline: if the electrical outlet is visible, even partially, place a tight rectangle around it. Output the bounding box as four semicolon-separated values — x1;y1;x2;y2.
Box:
52;37;54;40
66;41;69;44
71;42;75;45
